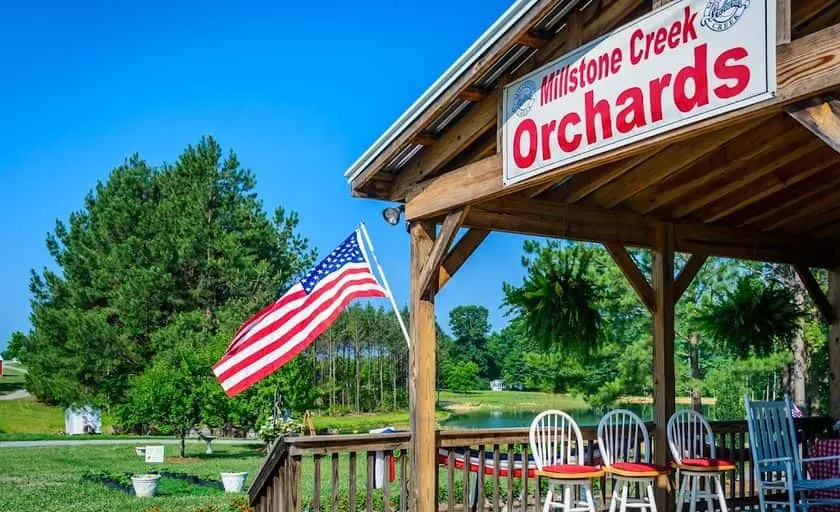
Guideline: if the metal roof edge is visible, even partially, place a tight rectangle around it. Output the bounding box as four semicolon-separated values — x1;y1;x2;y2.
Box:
343;0;540;185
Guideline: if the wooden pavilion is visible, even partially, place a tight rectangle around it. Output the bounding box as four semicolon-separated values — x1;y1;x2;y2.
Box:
250;0;840;511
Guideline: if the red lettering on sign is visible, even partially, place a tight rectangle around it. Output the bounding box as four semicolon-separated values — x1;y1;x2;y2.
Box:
713;47;750;99
558;113;582;153
674;44;710;113
513;119;538;169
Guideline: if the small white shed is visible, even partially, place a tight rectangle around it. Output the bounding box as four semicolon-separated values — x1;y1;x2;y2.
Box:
490;379;505;392
64;405;102;435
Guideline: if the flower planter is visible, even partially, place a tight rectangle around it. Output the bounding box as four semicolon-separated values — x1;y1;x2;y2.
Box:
220;472;248;493
131;474;161;498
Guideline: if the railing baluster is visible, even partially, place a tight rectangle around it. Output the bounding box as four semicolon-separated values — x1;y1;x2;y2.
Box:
349;452;357;512
507;444;515;512
314;454;322;512
478;445;486;512
521;443;529;512
463;446;471;511
399;449;407;512
448;449;455;512
332;453;339;512
738;431;745;500
493;444;501;512
728;432;736;499
366;451;374;512
291;455;302;512
383;451;391;512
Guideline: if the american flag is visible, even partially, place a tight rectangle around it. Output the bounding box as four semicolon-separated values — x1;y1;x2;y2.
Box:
791;401;804;418
213;230;387;397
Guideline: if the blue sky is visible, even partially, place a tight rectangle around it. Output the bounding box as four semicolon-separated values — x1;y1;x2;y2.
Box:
0;0;535;351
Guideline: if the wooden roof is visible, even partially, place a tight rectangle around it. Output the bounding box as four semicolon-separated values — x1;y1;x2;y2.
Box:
346;0;840;268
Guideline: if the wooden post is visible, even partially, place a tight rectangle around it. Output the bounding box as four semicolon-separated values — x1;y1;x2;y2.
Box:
652;223;675;511
829;270;840;418
410;221;437;512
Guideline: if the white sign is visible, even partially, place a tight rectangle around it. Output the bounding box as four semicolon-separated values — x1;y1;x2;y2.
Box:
145;445;165;463
502;0;775;186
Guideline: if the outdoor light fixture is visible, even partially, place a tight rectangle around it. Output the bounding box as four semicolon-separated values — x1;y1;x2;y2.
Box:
382;205;404;226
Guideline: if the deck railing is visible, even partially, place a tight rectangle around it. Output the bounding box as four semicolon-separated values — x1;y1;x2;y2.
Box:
249;417;833;512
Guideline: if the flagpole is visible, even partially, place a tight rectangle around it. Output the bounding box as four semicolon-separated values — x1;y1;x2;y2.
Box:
358;222;411;348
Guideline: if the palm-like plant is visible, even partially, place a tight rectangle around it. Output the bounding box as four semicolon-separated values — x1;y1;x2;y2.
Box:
694;276;803;357
503;242;602;356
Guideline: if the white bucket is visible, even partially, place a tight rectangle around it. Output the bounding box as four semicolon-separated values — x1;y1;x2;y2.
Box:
220;472;248;493
131;474;161;498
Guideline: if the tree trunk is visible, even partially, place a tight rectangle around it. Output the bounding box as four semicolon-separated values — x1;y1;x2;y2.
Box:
689;331;702;412
180;429;187;458
791;274;808;407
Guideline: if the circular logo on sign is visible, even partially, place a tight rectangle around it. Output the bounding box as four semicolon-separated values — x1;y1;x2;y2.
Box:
512;80;537;117
701;0;749;32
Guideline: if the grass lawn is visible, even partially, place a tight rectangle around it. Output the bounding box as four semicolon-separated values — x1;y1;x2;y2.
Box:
0;371;25;396
0;443;263;512
438;390;588;412
0;397;65;435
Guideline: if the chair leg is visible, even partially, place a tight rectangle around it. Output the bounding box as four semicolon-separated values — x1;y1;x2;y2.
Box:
688;476;699;512
583;482;597;512
676;473;688;512
704;475;715;512
543;482;554;512
609;481;620;512
646;481;658;512
619;481;629;512
712;475;727;512
564;485;573;512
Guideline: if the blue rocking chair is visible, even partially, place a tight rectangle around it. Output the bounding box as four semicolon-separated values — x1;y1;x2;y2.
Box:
744;395;840;512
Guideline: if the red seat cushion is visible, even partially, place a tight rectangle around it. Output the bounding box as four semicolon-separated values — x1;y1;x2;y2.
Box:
543;464;602;475
611;462;670;475
681;458;736;469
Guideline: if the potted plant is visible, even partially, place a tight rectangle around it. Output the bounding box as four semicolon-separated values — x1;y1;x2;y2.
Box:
220;471;248;493
131;473;161;498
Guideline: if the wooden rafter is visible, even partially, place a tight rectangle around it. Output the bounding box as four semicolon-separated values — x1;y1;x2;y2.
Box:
674;253;708;303
794;265;835;323
604;243;655;313
788;97;840;153
586;121;760;209
778;0;792;44
543;151;658;204
768;187;840;230
669;137;823;219
386;0;647;201
736;171;840;228
438;229;490;291
462;197;840;267
417;208;468;297
405;22;840;221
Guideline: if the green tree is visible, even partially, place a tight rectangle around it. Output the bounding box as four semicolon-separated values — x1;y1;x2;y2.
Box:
2;331;28;360
22;137;315;433
442;360;480;393
446;305;494;378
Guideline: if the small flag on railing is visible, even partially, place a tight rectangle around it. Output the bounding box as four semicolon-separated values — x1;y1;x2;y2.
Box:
213;230;386;397
791;402;804;418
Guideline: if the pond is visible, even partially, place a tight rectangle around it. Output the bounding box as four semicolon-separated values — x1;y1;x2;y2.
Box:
441;404;715;429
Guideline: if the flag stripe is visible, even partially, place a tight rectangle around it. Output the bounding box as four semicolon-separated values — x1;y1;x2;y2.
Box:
216;276;382;386
213;269;378;376
223;284;382;396
222;284;381;396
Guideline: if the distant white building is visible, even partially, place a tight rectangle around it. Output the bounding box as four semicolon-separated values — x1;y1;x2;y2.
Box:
64;405;102;435
490;379;505;392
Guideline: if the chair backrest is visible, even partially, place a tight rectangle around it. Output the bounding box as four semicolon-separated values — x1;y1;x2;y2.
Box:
597;409;650;467
667;409;715;464
529;410;585;471
743;395;803;480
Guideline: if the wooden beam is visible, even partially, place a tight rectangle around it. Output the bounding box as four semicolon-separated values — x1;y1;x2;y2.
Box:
674;253;708;303
417;208;468;297
795;265;835;323
778;0;791;45
438;229;489;291
411;133;438;147
547;151;659;204
604;243;655;313
670;137;823;219
405;22;840;220
516;31;551;49
587;121;759;208
652;223;676;509
458;87;490;103
768;185;840;230
828;269;840;418
461;196;840;267
788;97;840;153
736;172;840;228
409;221;436;512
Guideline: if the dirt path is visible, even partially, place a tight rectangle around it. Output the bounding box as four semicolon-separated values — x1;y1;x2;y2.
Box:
0;389;30;401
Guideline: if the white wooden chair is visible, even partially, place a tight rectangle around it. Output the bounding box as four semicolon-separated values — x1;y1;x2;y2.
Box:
597;409;669;512
530;410;604;512
745;395;840;512
667;409;734;512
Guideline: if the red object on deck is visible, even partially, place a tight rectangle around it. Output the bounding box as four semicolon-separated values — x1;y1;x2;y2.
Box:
806;439;840;512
